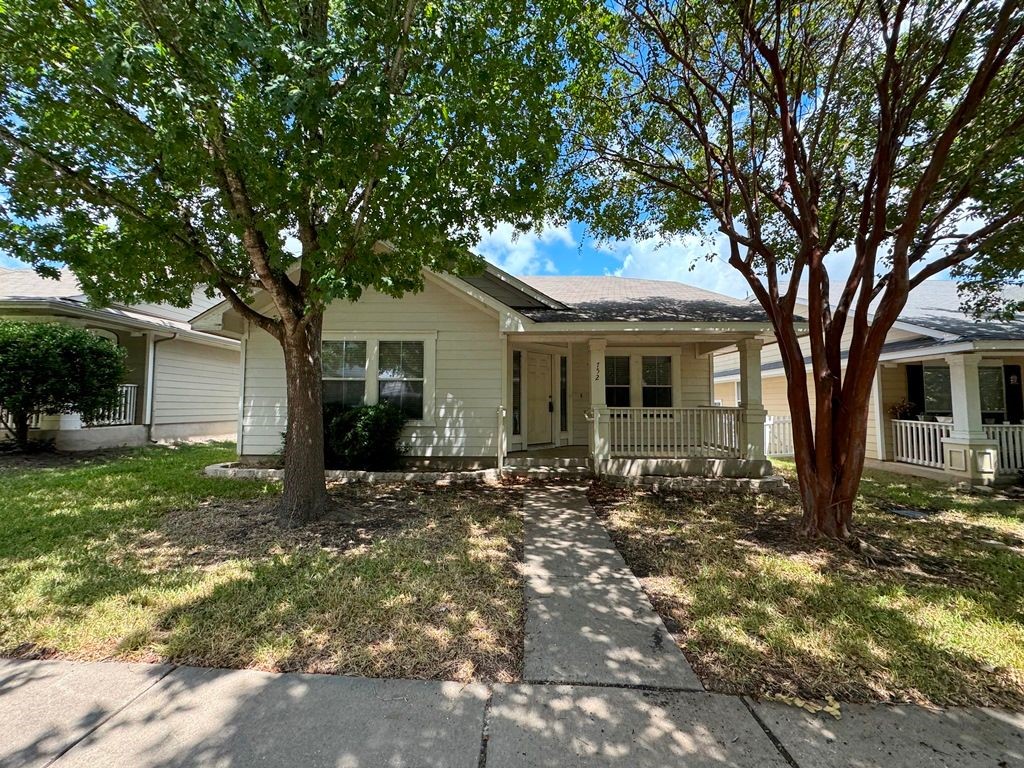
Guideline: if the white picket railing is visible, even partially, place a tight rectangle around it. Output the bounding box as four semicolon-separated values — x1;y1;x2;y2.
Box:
602;406;743;458
892;419;951;469
764;415;795;457
0;408;42;434
86;384;138;427
984;424;1024;475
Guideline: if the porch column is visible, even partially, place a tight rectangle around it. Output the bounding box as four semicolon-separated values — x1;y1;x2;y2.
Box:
737;338;766;460
943;353;999;485
588;338;609;461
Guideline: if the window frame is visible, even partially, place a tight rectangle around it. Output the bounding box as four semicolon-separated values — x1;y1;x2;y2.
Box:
922;365;953;415
320;332;436;426
605;355;632;408
377;340;426;421
641;355;673;408
322;339;368;409
979;365;1006;417
602;348;683;410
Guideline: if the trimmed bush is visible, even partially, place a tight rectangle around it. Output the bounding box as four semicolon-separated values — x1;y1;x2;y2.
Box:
0;320;126;448
324;401;408;470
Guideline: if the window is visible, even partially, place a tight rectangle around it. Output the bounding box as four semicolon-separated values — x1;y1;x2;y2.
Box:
642;356;672;407
923;367;952;413
322;340;366;408
605;355;631;407
559;356;568;432
378;341;424;420
512;351;522;436
980;366;1006;415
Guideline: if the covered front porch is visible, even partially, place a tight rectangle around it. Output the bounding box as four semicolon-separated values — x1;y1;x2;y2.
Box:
498;333;772;479
882;351;1024;483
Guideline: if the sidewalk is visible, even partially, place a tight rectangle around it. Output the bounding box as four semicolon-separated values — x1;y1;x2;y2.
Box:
2;484;1023;767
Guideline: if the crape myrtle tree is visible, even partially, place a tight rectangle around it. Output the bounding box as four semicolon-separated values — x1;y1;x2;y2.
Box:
0;0;593;522
569;0;1024;538
0;321;125;449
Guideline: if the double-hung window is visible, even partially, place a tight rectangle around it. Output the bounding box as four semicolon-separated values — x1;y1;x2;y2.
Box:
378;341;425;420
322;340;367;408
605;356;631;407
923;366;952;414
642;356;672;407
980;366;1006;417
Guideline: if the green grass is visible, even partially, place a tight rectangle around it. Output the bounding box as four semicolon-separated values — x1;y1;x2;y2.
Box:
0;444;524;682
590;461;1024;707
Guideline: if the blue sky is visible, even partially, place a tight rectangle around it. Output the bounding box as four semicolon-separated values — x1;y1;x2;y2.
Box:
474;220;759;298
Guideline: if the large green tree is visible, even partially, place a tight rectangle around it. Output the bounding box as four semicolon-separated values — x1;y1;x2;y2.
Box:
0;0;589;521
570;0;1024;538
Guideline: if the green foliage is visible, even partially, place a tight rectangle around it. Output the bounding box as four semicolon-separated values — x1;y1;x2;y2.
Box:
567;0;1024;302
0;321;125;446
0;0;590;309
324;401;408;470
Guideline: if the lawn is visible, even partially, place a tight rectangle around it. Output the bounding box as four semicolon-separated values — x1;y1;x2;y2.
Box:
0;443;524;682
589;461;1024;708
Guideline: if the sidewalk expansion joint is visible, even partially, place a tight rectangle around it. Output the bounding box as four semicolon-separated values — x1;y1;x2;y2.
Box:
525;677;706;694
476;686;494;768
740;696;801;768
47;663;179;767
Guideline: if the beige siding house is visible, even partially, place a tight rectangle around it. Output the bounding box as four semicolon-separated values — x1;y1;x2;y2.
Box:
196;266;788;480
0;267;240;450
714;281;1024;485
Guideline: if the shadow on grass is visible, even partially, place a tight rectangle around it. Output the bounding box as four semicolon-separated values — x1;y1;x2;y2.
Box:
590;473;1024;708
0;444;523;684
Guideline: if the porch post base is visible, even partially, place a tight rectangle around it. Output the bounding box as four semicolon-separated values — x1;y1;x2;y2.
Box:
941;435;1000;486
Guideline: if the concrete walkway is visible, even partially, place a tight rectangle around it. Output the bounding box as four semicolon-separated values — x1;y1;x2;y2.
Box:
522;484;701;689
3;485;1024;767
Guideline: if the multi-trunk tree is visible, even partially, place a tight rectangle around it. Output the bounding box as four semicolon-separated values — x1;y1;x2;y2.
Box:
570;0;1024;538
0;0;589;522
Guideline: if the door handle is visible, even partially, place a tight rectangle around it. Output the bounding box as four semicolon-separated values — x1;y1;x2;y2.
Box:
548;397;554;413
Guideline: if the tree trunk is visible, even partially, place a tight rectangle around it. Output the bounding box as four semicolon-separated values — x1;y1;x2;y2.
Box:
278;313;327;524
13;411;29;450
789;365;874;541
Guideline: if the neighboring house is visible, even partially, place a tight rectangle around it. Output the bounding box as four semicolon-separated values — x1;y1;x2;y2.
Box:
0;267;240;450
713;280;1024;485
194;266;788;479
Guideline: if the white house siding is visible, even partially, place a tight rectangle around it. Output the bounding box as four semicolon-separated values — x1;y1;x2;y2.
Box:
240;278;503;459
151;339;239;440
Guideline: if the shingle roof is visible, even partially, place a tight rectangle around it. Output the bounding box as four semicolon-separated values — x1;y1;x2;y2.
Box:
897;280;1024;340
0;266;82;299
516;275;770;323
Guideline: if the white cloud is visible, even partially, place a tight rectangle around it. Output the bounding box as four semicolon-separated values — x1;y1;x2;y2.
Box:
475;221;573;276
602;232;754;298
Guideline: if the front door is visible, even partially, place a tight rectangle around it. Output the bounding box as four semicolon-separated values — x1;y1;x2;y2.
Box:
527;352;553;445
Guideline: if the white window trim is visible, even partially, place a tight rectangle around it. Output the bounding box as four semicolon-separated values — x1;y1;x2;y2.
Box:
322;332;437;427
606;347;683;408
322;340;369;408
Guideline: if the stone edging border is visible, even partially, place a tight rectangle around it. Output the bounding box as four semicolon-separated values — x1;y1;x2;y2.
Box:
204;462;500;485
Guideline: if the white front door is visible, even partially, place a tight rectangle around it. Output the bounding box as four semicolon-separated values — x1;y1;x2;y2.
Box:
527;352;553;445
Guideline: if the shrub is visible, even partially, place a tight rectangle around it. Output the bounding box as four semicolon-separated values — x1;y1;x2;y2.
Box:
324;401;408;470
0;320;126;449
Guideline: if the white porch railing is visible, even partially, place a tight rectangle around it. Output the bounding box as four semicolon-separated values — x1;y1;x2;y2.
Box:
892;419;951;469
764;415;794;457
0;408;42;433
984;425;1024;475
86;384;138;427
602;406;743;458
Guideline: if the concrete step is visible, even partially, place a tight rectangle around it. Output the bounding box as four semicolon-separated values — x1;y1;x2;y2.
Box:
504;456;592;469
